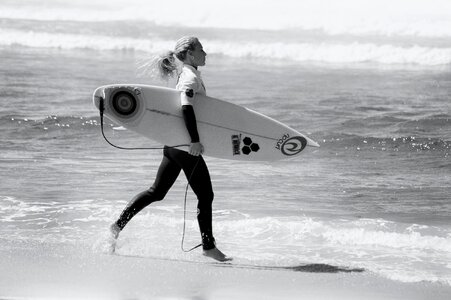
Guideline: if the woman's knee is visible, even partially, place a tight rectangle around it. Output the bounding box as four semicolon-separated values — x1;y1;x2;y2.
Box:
147;187;167;201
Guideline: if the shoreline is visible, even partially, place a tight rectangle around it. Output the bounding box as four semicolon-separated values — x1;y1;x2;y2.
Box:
1;242;450;300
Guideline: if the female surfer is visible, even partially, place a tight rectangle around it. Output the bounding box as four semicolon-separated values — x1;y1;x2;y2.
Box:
109;36;230;262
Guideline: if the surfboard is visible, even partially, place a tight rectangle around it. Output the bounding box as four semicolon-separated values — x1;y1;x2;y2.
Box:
92;84;319;161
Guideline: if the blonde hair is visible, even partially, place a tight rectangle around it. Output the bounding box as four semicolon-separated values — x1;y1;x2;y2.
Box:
140;36;199;80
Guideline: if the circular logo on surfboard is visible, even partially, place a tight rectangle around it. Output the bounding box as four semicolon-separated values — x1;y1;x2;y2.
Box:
281;136;307;156
112;91;138;116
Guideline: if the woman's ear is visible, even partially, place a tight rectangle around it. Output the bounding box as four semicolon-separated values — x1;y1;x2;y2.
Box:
187;51;194;62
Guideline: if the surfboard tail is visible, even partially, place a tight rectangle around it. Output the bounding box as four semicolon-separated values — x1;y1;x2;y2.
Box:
92;86;105;111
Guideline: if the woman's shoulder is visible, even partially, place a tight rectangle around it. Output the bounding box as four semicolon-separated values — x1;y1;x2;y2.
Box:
180;65;199;79
177;66;201;89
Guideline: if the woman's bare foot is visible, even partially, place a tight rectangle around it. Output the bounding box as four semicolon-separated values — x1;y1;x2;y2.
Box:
203;247;232;262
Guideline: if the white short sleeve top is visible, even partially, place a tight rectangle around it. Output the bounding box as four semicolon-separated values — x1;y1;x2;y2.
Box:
176;65;206;106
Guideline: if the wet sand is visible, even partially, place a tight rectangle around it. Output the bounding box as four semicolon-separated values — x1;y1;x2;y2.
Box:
1;241;450;300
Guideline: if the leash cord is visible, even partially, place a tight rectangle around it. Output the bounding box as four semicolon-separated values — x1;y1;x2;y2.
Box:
98;97;188;151
180;157;203;253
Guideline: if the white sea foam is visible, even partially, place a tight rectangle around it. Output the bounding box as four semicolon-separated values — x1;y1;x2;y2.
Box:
206;40;451;66
2;194;450;285
219;216;451;285
218;216;451;253
1;29;450;66
0;29;164;52
111;214;451;285
2;0;451;66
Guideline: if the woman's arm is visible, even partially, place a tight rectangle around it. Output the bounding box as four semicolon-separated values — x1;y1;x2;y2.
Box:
182;104;199;143
182;104;204;156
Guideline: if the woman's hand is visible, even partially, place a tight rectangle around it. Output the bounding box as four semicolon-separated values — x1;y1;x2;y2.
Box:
189;142;204;156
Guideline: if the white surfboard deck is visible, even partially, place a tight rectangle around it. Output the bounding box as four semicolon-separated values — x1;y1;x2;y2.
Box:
92;84;319;161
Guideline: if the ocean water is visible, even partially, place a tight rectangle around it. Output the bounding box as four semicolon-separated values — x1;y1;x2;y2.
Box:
1;0;451;288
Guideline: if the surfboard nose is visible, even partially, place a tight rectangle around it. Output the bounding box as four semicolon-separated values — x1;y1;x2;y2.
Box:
306;137;320;148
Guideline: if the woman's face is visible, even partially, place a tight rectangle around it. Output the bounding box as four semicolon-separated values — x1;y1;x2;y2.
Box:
188;41;207;67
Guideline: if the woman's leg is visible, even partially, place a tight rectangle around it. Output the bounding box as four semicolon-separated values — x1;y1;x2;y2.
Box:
174;152;230;261
183;156;215;250
114;150;182;231
164;148;215;249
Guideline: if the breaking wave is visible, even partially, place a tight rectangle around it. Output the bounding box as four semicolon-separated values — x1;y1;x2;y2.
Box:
1;28;450;66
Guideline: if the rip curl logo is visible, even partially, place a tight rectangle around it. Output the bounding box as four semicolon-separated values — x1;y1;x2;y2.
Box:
280;136;307;156
275;134;290;150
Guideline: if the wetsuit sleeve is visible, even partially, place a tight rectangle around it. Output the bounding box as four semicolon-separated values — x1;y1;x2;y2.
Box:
182;105;200;143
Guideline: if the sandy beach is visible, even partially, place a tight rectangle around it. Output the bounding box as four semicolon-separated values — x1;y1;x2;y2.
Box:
1;240;450;300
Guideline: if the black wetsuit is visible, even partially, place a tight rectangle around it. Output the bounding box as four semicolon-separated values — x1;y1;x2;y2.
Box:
114;105;216;250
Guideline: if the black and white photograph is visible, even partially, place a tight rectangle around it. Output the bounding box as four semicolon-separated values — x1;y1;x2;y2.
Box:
1;0;450;299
